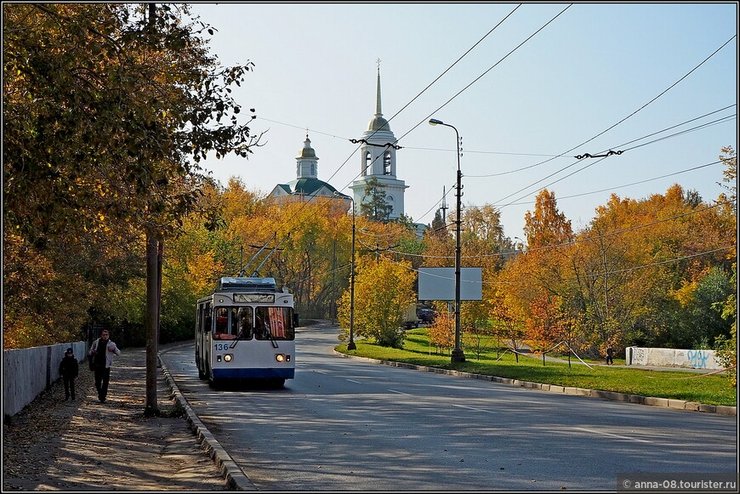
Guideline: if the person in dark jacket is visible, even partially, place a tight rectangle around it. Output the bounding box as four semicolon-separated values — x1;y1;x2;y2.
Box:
59;348;79;401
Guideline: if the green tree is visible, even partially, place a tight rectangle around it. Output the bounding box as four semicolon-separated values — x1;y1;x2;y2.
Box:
671;267;733;348
359;177;393;221
718;146;736;203
430;209;448;238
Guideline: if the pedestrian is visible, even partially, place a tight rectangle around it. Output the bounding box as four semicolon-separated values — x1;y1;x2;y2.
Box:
88;329;121;403
58;347;79;401
606;346;614;365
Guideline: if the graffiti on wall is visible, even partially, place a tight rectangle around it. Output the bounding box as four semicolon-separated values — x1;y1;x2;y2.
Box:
626;347;723;370
687;350;710;369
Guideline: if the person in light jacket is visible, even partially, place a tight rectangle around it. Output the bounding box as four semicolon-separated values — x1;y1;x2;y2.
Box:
88;329;121;403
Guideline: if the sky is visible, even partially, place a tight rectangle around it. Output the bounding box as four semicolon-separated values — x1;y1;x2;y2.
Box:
187;2;737;242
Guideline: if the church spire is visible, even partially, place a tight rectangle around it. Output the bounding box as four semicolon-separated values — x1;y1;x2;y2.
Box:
375;59;382;117
367;59;391;132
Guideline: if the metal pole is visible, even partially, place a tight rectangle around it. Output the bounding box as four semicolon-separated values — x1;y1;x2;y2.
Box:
348;199;357;350
452;127;464;363
429;118;465;363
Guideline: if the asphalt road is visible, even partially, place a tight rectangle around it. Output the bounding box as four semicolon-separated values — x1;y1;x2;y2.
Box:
160;322;737;491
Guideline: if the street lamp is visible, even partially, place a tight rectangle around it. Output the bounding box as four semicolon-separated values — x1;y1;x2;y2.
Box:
335;193;356;350
428;118;465;363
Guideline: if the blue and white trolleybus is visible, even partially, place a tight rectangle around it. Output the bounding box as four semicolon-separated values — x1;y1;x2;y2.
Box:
195;277;296;387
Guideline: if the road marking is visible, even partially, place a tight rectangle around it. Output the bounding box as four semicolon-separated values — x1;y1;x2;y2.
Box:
347;379;362;384
452;403;496;414
388;389;413;396
571;427;652;444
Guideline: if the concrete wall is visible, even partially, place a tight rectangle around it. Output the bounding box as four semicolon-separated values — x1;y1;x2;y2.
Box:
626;346;724;370
3;341;88;418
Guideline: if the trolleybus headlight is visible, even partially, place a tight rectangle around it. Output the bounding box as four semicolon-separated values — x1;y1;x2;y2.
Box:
275;353;286;363
223;353;233;362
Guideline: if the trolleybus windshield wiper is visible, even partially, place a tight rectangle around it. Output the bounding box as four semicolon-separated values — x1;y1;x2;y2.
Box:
265;326;279;349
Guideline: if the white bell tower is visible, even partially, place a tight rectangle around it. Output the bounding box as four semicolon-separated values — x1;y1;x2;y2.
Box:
350;62;407;220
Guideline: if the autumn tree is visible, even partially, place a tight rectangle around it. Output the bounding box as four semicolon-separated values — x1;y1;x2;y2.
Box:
523;189;574;248
428;311;455;353
487;281;526;362
568;183;734;353
4;4;262;415
504;190;576;350
337;257;415;348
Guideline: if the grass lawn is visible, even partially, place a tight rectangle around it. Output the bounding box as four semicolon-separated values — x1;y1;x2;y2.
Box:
335;329;736;407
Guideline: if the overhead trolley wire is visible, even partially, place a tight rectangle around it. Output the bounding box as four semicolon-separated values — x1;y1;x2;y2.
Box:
491;35;736;209
328;3;523;193
246;5;525;263
394;4;573;144
497;113;736;210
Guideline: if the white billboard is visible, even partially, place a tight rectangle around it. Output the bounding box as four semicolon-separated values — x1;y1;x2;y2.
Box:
418;267;482;301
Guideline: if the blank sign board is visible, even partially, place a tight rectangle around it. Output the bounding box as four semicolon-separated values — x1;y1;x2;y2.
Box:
418;267;482;301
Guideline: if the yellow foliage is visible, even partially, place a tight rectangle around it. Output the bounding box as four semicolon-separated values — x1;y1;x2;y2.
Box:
671;279;698;308
428;311;455;350
337;257;415;347
187;252;224;295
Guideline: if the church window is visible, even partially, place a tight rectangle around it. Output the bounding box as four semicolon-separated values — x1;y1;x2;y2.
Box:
383;152;392;175
363;151;371;176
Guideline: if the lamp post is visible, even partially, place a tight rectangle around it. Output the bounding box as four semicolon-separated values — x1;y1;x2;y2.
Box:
348;197;357;350
429;118;465;363
335;193;356;350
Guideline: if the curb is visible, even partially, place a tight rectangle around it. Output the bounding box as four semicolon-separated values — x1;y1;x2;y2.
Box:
334;351;737;416
158;352;257;491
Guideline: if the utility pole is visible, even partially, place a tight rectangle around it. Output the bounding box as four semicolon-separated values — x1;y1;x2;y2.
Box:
429;118;465;363
348;201;356;350
144;2;160;416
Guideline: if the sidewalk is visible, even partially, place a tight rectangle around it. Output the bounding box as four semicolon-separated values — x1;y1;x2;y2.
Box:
2;345;229;491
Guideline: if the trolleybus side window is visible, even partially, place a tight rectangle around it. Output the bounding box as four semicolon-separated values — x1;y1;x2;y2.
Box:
214;307;235;339
204;303;212;333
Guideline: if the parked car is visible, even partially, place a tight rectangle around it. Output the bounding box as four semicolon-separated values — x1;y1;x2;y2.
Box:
416;308;436;324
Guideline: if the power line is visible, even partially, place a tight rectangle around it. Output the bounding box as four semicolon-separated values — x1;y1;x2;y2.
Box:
584;245;734;280
504;159;724;205
493;106;736;209
238;6;527;270
328;4;523;193
395;4;573;144
489;34;736;207
388;199;730;260
402;146;560;158
375;243;735;288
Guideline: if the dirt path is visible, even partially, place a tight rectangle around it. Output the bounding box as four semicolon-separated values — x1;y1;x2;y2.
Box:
3;346;229;491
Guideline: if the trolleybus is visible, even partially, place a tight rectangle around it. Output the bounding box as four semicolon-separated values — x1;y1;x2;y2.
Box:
195;276;296;387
